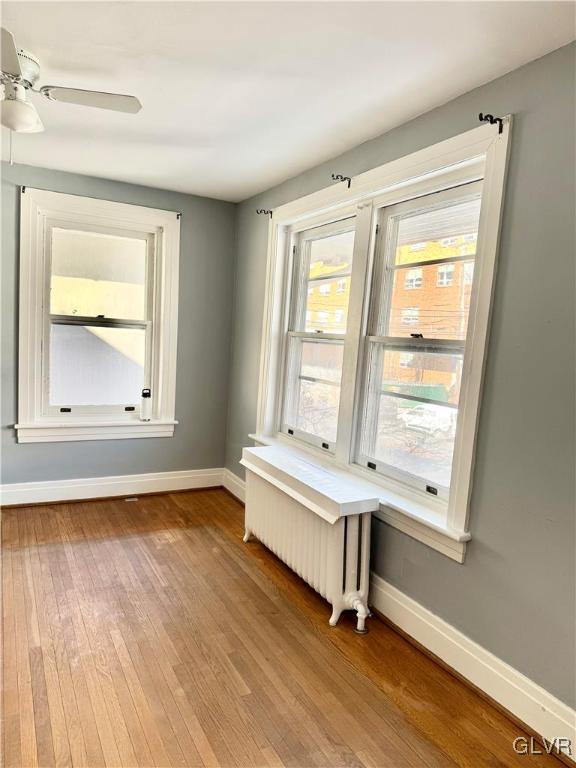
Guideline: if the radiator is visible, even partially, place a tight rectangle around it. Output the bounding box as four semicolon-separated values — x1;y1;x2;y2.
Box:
241;446;379;633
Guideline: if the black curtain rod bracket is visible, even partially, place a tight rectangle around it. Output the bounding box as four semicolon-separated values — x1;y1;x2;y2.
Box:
256;209;273;219
479;112;504;134
331;174;352;189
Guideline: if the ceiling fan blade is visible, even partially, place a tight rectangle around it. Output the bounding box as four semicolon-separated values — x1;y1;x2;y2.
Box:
40;86;141;113
1;27;23;78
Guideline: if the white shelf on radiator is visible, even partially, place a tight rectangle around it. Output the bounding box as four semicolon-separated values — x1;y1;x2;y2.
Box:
240;445;380;524
241;445;376;631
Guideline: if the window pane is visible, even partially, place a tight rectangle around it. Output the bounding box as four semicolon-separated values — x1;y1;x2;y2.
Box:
294;380;339;443
284;338;343;442
305;275;351;332
308;230;354;280
300;339;344;382
50;323;145;405
373;395;457;488
359;342;461;488
394;198;481;266
387;260;474;339
381;349;462;405
303;229;355;333
50;228;147;320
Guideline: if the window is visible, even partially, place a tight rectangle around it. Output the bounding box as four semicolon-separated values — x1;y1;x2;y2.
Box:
358;187;481;496
17;188;180;443
256;120;510;560
281;219;355;449
400;307;420;326
404;268;423;289
437;263;455;287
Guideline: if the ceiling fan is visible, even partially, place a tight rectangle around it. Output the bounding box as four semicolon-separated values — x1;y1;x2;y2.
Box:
1;27;141;134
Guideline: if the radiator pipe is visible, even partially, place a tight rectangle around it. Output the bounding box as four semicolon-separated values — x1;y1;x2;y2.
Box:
353;597;370;634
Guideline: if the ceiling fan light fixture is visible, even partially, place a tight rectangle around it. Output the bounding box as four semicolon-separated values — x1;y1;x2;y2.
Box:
1;86;44;133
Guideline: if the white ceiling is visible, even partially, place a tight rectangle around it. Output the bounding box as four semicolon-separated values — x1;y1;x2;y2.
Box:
1;2;574;201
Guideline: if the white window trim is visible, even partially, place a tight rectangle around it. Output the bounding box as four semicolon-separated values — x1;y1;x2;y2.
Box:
254;119;512;561
16;188;180;443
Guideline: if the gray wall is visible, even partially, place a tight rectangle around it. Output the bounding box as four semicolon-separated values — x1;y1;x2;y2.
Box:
225;44;575;706
1;163;236;482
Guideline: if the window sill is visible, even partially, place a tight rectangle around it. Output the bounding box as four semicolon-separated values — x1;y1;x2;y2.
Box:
248;434;470;562
15;420;177;443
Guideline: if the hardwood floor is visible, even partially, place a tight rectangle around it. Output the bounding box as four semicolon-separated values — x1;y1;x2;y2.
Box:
1;488;561;767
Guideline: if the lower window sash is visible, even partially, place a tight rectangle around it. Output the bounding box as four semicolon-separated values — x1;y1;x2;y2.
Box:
357;452;450;501
45;318;151;411
357;339;463;496
281;334;345;448
280;424;336;453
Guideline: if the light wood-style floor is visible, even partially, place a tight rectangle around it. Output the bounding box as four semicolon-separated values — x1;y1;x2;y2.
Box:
2;488;561;768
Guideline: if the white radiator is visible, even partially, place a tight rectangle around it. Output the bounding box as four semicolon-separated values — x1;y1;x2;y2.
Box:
240;446;379;632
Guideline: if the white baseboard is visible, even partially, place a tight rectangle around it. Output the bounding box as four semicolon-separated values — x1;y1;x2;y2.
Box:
369;573;575;760
0;467;224;506
222;468;246;502
1;467;248;507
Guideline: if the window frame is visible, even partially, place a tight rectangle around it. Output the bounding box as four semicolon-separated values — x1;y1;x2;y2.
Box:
17;188;181;443
254;119;511;561
279;216;356;452
355;182;482;501
44;221;155;417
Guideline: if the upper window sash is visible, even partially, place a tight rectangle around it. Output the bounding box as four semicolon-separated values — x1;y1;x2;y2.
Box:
289;217;356;336
368;182;483;343
46;222;155;323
